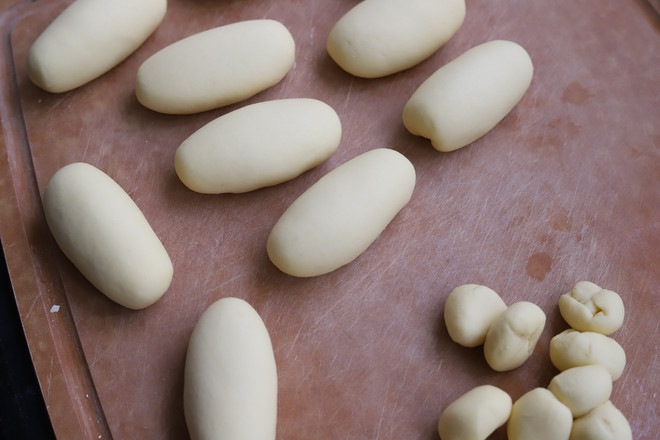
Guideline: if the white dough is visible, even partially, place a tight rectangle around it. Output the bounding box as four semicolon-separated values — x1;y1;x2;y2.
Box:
570;401;632;440
548;365;613;418
175;99;342;193
437;385;512;440
558;281;625;335
327;0;466;78
27;0;166;93
549;329;626;380
402;40;533;152
483;301;546;371
184;297;277;440
136;19;295;114
267;148;416;277
508;388;573;440
42;162;173;309
443;284;507;347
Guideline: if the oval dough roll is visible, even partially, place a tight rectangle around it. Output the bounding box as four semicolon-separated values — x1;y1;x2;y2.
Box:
267;148;415;277
175;99;342;194
43;162;173;309
27;0;166;93
327;0;466;78
402;40;533;152
136;19;295;114
184;297;277;440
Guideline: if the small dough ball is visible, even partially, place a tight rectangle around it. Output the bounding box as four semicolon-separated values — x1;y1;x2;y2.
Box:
549;329;626;380
443;284;507;347
437;385;512;440
558;281;624;335
570;401;632;440
508;388;573;440
483;301;546;371
548;365;612;418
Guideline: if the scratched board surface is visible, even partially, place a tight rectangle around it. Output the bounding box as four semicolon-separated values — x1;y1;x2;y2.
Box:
0;0;658;438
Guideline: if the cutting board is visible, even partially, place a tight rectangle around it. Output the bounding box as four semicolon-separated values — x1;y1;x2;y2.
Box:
0;0;658;438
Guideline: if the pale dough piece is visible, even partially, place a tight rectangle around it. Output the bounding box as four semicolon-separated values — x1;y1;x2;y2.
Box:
27;0;166;93
549;329;626;380
570;401;632;440
175;99;342;194
402;40;533;152
267;148;416;277
437;385;512;440
327;0;466;78
443;284;507;347
548;365;612;418
483;301;546;371
508;388;573;440
184;297;277;440
136;19;295;114
558;281;625;335
43;162;173;310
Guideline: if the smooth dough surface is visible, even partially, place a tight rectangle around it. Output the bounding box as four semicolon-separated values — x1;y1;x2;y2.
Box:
43;162;173;309
175;99;342;193
507;388;573;440
402;40;533;152
136;19;295;114
570;401;632;440
27;0;166;93
443;284;507;347
548;365;612;418
267;148;416;277
558;281;625;335
483;301;545;371
327;0;466;78
184;297;277;440
437;385;512;440
549;329;626;380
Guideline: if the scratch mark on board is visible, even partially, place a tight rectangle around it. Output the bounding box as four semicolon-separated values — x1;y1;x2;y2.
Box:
287;319;305;359
46;355;54;397
344;79;354;107
24;294;40;320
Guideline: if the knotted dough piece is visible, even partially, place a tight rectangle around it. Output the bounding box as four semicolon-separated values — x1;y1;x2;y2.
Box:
558;281;624;335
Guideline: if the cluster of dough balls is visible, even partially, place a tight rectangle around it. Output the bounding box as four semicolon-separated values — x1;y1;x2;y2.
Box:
438;281;631;440
547;282;631;440
444;284;546;371
439;381;631;440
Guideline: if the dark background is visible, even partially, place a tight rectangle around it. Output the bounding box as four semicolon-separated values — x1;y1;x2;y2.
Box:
0;242;55;440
